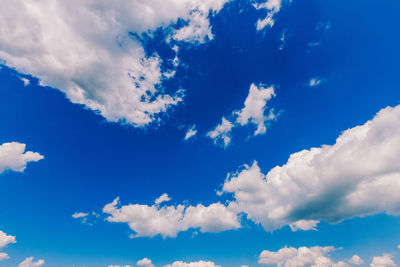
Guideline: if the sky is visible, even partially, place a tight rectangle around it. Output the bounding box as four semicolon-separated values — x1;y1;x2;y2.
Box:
0;0;400;266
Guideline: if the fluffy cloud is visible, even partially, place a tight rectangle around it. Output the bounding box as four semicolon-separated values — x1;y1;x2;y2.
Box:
258;246;350;266
221;105;400;231
289;220;319;232
164;261;221;267
370;254;396;267
0;231;16;261
207;117;234;148
155;193;172;205
0;142;43;174
103;196;240;238
348;255;364;265
207;83;276;147
0;0;229;126
235;83;276;135
137;258;155;267
254;0;282;30
184;126;198;141
19;257;45;267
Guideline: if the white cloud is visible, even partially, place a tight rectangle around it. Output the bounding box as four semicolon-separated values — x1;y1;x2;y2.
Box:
103;197;240;238
137;258;154;267
258;246;349;267
155;193;172;205
207;83;277;147
370;254;396;267
221;105;400;231
254;0;282;30
164;261;221;267
108;265;131;267
349;255;364;265
309;78;323;87
20;77;30;86
289;220;319;232
207;117;234;148
0;230;16;261
184;126;198;141
0;142;43;174
235;83;276;135
72;212;89;219
0;0;229;127
19;257;45;267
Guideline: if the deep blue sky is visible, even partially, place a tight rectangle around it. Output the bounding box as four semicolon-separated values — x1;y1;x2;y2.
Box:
1;0;400;266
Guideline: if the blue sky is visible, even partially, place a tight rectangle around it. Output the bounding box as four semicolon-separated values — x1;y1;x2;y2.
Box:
1;0;400;266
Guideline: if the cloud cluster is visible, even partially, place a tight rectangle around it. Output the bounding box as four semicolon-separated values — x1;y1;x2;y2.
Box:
370;254;396;267
164;261;221;267
207;83;276;147
221;105;400;231
103;195;240;238
0;142;43;174
0;0;229;126
19;257;45;267
0;230;16;261
254;0;282;30
258;246;351;266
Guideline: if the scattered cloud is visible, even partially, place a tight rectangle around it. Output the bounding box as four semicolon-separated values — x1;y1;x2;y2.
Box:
370;254;396;267
137;258;154;267
221;105;400;231
72;212;89;219
103;196;240;238
0;142;43;174
0;0;229;127
279;30;288;50
0;230;16;261
309;77;323;87
289;220;319;232
258;246;350;266
235;83;276;135
207;117;234;148
184;126;198;141
155;193;172;205
349;255;364;265
164;261;221;267
20;77;30;86
254;0;283;30
207;83;276;147
18;257;45;267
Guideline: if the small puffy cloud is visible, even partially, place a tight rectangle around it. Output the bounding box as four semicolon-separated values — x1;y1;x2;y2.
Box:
19;257;45;267
207;83;277;147
20;77;30;86
184;126;198;141
221;105;400;231
349;255;364;265
72;212;89;219
108;265;131;267
258;246;348;266
235;83;276;135
103;197;240;238
309;77;323;87
289;220;319;232
0;0;229;127
0;230;16;261
370;254;396;267
0;142;43;174
164;261;221;267
207;117;234;148
137;258;154;267
155;193;172;205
